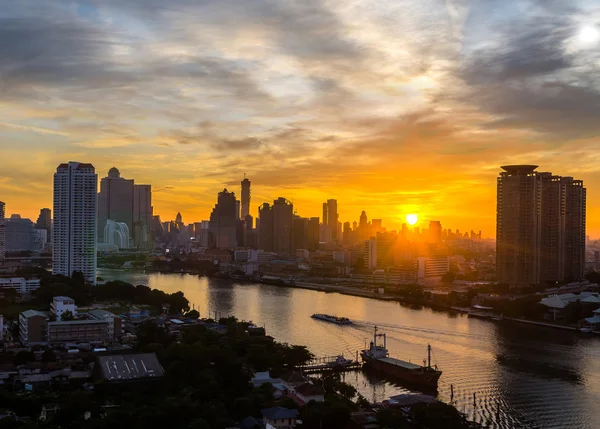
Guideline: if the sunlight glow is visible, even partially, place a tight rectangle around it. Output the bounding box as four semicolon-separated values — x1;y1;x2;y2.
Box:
406;214;419;225
578;25;600;45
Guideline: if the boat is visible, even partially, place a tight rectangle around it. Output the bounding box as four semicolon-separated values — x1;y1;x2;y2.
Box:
579;326;593;334
491;314;504;322
361;327;442;391
328;355;355;368
311;314;352;325
468;305;495;319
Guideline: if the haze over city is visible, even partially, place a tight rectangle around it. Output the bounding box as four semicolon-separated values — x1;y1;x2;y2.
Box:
2;0;600;236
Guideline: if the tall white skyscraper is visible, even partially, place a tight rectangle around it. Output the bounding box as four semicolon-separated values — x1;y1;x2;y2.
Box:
53;162;98;284
0;201;5;264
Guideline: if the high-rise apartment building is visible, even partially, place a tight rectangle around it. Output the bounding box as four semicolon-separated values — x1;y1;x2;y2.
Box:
322;203;328;228
241;177;251;219
429;221;442;243
53;162;98;284
325;199;339;242
209;189;237;248
36;208;52;243
307;217;320;251
496;165;586;286
0;201;5;264
364;238;377;270
6;215;36;251
97;167;134;243
133;184;152;247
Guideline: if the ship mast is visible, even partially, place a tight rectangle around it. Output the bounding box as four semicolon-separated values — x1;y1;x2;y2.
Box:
427;344;432;369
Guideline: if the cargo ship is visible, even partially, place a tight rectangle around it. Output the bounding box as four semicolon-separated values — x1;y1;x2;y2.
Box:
311;314;352;325
361;327;442;390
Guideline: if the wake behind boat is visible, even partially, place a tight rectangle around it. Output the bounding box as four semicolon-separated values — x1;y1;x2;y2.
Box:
311;313;352;325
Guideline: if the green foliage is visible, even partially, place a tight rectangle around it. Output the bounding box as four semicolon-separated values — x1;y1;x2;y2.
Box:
185;309;200;319
93;281;189;314
34;274;93;307
61;309;75;321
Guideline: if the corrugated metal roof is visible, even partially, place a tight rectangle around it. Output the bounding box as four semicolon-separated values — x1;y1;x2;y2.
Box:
97;353;164;381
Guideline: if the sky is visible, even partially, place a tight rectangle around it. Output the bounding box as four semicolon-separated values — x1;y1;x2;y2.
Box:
1;0;600;237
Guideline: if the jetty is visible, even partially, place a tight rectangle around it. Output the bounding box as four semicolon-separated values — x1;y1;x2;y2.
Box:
296;355;362;374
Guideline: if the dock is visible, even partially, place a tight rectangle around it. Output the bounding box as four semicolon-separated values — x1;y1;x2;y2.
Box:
296;355;362;374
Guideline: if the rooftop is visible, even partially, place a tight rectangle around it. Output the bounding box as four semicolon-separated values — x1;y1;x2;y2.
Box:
500;165;539;175
261;407;299;420
87;309;118;320
96;353;164;381
21;310;47;319
53;296;74;302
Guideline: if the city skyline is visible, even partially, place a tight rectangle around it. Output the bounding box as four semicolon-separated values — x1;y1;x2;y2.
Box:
2;1;600;237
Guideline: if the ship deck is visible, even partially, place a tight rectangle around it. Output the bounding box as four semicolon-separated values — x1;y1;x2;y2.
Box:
378;357;422;370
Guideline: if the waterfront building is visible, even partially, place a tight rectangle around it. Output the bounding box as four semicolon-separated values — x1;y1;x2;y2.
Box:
0;277;41;294
5;215;36;251
209;189;238;249
241;177;251;219
35;208;52;243
53;162;98;284
104;219;131;249
417;256;449;285
133;184;152;247
0;201;5;263
496;165;586;286
364;238;377;270
97;167;134;243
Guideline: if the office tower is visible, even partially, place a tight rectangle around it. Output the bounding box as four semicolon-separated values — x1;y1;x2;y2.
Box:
133;184;152;247
258;198;293;254
0;201;5;263
258;203;274;252
429;221;442;243
236;200;241;220
364;238;377;270
326;199;338;241
376;231;396;268
307;217;320;251
53;162;98;284
97;167;134;243
343;222;352;246
5;215;36;251
372;219;382;233
292;216;308;253
496;165;586;286
208;189;237;248
104;220;130;249
35;208;52;243
176;212;183;227
241;177;251;219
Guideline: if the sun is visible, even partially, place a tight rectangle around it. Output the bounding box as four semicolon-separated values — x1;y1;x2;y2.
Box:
578;25;600;44
406;214;419;226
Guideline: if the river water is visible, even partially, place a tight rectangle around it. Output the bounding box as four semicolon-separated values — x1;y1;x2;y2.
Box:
98;269;600;429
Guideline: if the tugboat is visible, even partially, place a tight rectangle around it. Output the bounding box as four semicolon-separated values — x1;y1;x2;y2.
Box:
361;327;442;390
311;314;352;325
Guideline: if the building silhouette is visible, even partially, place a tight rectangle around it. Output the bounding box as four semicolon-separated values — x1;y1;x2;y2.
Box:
307;217;320;251
209;189;237;249
429;221;442;243
97;167;133;244
133;184;152;247
496;165;586;286
35;208;52;243
0;201;5;264
5;214;36;251
53;162;98;284
259;198;293;254
241;177;251;219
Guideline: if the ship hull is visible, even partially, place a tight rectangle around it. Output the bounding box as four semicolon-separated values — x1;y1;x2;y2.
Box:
361;355;441;390
311;315;352;325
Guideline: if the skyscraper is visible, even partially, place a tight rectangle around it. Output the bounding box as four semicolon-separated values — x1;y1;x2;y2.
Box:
429;221;442;243
53;162;98;284
209;189;237;248
133;184;152;247
496;165;586;286
97;167;134;243
258;198;294;254
307;217;320;251
322;203;328;227
35;208;52;243
0;201;5;264
327;199;338;241
241;177;251;219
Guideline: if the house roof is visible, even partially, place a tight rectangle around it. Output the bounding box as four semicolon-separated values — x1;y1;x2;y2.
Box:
96;353;164;381
88;309;119;320
584;315;600;324
295;382;325;396
239;416;263;429
261;407;299;420
281;371;306;384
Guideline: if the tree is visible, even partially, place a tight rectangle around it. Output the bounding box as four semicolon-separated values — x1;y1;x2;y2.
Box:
72;271;86;285
41;349;57;362
185;309;200;319
13;351;35;366
61;309;75;321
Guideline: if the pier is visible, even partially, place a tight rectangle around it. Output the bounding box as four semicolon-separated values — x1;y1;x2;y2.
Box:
296;355;362;374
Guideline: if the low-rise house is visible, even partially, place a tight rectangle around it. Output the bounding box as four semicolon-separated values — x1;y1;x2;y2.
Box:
87;310;124;341
280;371;306;390
51;296;77;320
260;407;298;429
0;277;41;294
346;411;380;429
293;382;325;403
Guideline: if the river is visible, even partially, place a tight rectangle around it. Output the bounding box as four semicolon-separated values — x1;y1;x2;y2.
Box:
98;269;600;429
